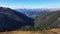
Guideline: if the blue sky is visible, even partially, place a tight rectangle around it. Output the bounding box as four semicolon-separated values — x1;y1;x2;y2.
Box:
0;0;60;9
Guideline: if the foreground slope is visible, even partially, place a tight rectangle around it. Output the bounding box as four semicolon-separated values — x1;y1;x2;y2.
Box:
0;29;60;34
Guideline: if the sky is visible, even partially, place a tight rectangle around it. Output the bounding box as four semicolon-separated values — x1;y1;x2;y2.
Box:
0;0;60;9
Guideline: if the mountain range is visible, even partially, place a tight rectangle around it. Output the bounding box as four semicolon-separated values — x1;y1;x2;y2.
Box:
0;7;60;32
15;9;49;19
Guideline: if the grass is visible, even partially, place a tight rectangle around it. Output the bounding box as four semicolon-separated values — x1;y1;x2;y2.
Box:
0;28;60;34
0;31;42;34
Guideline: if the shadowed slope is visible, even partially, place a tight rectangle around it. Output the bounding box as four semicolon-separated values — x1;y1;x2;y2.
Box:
0;7;34;32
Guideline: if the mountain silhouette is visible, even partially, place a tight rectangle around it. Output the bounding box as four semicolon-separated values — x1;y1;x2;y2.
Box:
0;7;34;32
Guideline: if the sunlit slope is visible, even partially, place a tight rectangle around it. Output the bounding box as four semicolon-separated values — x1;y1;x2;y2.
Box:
34;10;60;30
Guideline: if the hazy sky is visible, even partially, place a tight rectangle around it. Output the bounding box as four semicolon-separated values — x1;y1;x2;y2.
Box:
0;0;60;9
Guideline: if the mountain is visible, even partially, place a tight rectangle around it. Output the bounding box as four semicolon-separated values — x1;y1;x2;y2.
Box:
34;10;60;30
15;9;48;19
0;7;34;32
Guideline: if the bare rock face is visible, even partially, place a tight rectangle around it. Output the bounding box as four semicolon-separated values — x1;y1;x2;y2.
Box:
0;7;34;32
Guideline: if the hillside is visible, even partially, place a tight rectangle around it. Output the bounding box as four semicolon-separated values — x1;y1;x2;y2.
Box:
0;7;34;32
34;10;60;30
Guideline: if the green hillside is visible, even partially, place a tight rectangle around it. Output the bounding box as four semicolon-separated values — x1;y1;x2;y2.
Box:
34;10;60;31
